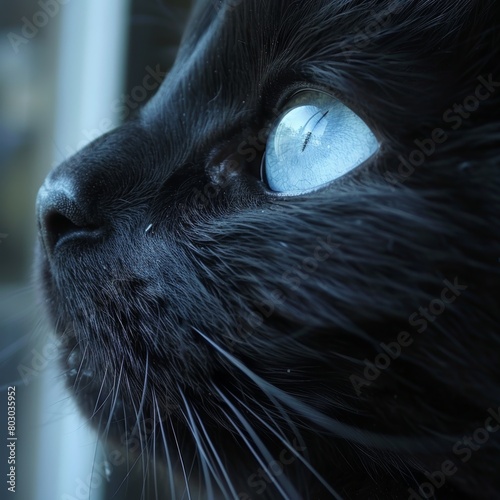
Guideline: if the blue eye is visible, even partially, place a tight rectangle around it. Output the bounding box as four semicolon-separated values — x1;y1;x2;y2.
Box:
262;90;379;194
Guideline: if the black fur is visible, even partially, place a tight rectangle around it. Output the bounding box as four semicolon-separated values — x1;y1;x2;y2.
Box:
36;0;500;498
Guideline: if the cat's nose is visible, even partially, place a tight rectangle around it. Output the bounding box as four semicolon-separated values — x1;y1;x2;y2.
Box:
36;178;102;257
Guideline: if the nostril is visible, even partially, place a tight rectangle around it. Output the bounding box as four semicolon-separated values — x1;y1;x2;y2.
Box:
37;182;102;256
43;210;91;254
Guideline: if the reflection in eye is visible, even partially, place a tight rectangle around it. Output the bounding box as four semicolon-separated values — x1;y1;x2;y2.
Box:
262;90;379;194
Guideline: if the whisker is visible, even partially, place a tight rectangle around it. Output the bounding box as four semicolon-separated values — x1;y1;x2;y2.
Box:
127;384;150;500
229;388;342;499
191;405;240;499
112;435;150;497
194;328;448;454
178;384;238;499
176;388;215;499
89;364;110;419
101;360;124;441
170;417;192;500
72;341;90;393
152;406;159;500
154;394;177;500
213;385;301;499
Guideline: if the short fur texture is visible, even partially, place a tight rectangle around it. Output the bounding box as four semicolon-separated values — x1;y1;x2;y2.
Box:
36;0;500;498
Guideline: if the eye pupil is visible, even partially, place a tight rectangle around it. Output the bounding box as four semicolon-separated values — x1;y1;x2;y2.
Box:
263;90;378;194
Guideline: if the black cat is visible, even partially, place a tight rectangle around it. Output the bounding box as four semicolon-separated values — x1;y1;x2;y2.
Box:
36;0;500;498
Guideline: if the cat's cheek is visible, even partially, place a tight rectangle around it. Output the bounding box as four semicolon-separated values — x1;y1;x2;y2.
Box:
408;312;427;334
282;271;303;290
237;141;257;162
313;246;333;262
257;125;271;145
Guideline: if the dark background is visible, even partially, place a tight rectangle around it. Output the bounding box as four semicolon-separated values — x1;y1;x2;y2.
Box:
0;1;190;498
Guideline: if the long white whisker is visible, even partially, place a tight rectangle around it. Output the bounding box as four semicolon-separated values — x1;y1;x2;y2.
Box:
192;406;240;499
176;386;216;499
170;415;192;500
100;360;124;441
194;328;446;453
89;364;110;419
213;385;301;499
154;394;177;499
152;407;159;500
229;389;342;499
127;384;150;499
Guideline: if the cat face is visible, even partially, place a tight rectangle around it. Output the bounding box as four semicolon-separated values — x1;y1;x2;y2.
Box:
36;0;500;498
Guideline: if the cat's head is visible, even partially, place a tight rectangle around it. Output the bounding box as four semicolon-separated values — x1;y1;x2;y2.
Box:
36;0;500;497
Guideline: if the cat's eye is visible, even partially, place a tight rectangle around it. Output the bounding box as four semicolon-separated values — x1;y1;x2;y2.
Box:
262;90;379;194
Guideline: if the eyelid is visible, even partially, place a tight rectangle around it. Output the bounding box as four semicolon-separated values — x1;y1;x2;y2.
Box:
268;82;341;115
267;83;380;142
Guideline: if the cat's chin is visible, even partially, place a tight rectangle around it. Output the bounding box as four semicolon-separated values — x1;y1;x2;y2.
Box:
58;336;180;445
35;243;191;441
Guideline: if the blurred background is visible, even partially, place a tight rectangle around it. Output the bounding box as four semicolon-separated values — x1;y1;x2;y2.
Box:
0;0;189;498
